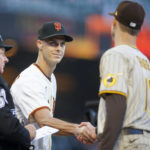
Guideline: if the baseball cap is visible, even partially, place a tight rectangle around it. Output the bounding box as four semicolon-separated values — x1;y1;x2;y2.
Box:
109;0;145;29
0;35;13;51
38;21;73;42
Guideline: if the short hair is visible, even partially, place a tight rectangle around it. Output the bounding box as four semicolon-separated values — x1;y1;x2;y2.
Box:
119;22;140;36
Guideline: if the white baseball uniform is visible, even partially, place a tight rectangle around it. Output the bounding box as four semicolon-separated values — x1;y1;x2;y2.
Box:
97;45;150;150
10;64;57;150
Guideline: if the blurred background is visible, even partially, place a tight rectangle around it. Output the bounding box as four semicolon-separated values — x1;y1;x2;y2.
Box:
1;0;150;149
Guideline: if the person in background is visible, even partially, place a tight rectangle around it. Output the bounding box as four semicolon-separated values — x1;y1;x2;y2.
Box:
0;35;36;150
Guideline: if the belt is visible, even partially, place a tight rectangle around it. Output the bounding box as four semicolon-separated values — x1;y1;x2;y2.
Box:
123;127;150;135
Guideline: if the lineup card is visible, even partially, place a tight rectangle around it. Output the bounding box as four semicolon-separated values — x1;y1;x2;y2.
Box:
33;126;59;141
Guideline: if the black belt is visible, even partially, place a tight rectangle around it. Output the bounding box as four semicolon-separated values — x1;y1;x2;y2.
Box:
123;127;150;135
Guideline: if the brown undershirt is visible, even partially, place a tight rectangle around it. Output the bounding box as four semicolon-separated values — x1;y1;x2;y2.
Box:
98;94;127;150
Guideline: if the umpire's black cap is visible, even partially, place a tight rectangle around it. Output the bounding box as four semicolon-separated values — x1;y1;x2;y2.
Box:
38;21;73;42
0;35;13;51
109;0;145;30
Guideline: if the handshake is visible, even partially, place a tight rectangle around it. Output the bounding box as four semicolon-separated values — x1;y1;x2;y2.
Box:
24;121;97;145
76;122;97;144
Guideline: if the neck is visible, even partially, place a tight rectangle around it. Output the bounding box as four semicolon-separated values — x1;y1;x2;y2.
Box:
114;28;137;48
36;56;56;78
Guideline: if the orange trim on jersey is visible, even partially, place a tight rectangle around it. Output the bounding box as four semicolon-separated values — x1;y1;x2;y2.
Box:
33;63;51;81
98;90;127;97
28;106;50;120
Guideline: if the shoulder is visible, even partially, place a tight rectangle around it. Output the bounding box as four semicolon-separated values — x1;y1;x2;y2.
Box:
101;45;135;62
21;64;41;78
100;46;121;63
15;64;47;84
11;65;46;93
136;50;149;61
102;45;127;56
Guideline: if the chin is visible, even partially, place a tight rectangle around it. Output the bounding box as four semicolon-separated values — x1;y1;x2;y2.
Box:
52;59;62;64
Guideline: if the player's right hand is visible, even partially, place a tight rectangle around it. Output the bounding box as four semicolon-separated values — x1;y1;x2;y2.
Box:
76;122;97;144
25;124;36;140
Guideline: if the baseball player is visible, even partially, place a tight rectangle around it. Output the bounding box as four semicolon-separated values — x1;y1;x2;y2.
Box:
11;21;96;150
97;1;150;150
0;35;36;150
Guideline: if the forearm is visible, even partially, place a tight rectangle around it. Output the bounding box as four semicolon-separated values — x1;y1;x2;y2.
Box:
0;109;30;146
98;94;126;150
34;108;97;144
36;115;79;136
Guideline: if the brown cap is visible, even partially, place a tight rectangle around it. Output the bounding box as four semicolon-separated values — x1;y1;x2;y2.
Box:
109;0;145;29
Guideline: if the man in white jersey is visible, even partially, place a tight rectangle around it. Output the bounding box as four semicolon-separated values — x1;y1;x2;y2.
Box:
10;21;97;150
96;1;150;150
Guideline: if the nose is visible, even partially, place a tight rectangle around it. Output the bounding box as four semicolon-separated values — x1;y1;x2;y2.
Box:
5;56;9;63
56;44;62;52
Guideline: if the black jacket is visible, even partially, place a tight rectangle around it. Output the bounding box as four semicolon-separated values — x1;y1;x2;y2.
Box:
0;75;31;150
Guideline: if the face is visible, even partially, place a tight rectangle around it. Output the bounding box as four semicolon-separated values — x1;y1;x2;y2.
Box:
0;48;9;74
37;36;66;65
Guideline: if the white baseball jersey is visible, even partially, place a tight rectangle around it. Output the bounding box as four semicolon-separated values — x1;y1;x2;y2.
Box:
10;64;57;150
98;45;150;135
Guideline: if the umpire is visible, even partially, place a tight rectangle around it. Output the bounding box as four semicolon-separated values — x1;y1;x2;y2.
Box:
0;35;36;150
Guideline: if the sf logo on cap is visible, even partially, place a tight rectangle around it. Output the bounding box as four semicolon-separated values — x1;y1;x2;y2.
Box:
54;22;62;31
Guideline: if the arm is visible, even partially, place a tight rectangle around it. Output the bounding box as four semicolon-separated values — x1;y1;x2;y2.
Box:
33;108;78;135
0;107;31;147
33;108;95;142
98;94;126;150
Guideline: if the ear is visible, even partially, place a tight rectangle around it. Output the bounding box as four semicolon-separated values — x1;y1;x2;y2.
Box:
112;18;117;27
36;40;42;50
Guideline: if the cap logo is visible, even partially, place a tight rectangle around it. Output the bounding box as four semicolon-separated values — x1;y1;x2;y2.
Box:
54;22;62;31
115;11;118;16
129;22;136;28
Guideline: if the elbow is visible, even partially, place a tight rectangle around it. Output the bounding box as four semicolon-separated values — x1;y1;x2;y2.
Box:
37;120;49;128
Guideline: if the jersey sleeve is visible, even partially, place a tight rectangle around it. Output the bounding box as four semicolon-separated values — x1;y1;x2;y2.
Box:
11;77;50;121
99;52;128;97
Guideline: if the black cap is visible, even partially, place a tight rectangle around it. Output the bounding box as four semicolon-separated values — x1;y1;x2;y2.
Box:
109;0;145;29
38;21;73;42
0;35;13;51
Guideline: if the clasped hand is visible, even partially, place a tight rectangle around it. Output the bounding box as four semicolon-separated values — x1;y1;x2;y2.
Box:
76;122;97;144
